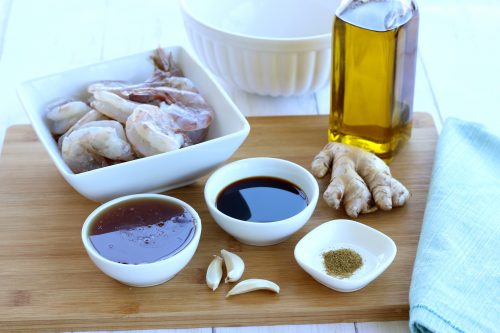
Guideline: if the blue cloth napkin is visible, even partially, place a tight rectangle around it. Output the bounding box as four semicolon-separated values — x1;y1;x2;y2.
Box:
409;118;500;333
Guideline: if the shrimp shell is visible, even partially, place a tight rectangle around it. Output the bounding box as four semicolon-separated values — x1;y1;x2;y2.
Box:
91;90;141;123
46;100;92;135
61;121;134;174
128;87;214;131
125;104;184;157
57;109;108;150
88;76;198;97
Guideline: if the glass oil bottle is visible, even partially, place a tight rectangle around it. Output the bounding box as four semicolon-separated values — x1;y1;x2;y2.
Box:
329;0;419;161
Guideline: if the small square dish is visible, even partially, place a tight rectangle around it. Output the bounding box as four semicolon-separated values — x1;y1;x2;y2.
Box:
294;219;397;292
17;46;250;202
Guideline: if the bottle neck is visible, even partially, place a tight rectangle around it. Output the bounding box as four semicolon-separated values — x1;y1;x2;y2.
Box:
336;0;417;32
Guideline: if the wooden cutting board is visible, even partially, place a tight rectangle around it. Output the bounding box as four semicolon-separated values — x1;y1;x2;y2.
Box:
0;113;437;332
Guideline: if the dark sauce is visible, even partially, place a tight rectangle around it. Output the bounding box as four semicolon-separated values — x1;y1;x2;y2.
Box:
216;176;308;222
89;198;195;265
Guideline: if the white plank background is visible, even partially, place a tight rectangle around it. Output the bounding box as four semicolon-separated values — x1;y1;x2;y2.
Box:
214;323;356;333
1;0;499;332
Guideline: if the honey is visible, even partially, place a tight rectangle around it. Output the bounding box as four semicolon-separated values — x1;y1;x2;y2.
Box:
329;0;419;161
89;198;196;265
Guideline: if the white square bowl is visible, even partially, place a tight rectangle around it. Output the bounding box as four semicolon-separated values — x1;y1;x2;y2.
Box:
294;219;397;292
17;46;250;202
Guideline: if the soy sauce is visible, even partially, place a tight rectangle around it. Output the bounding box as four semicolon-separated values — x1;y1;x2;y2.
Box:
216;176;308;222
89;198;195;265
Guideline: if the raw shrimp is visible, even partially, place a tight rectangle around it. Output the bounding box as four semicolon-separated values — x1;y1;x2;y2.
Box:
91;90;141;123
159;103;210;144
62;121;134;174
47;47;216;174
78;120;129;141
87;48;198;96
127;86;214;143
87;80;132;95
129;87;209;111
146;72;198;92
57;109;108;149
88;76;198;96
46;100;92;134
125;104;185;157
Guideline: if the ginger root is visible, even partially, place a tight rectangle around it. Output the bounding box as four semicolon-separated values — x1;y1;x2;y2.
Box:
311;142;410;218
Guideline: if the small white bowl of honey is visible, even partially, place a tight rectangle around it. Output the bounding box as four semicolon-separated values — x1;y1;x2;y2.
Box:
81;193;201;287
204;157;319;246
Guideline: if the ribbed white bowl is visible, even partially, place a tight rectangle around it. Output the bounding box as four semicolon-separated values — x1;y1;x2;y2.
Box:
181;0;339;97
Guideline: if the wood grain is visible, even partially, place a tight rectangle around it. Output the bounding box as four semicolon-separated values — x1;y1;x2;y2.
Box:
0;113;437;332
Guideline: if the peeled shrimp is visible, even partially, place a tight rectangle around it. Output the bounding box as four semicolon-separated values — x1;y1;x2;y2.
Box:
57;109;108;150
125;104;184;157
90;90;141;123
46;100;92;134
61;121;134;173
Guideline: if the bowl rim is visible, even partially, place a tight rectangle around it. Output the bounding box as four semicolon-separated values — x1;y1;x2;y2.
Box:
294;219;397;287
81;193;202;267
204;157;320;227
16;45;251;180
180;0;332;43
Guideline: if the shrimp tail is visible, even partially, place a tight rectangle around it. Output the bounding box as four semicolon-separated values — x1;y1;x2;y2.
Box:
151;47;184;77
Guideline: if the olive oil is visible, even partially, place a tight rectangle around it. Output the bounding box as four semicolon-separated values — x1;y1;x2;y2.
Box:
329;0;419;161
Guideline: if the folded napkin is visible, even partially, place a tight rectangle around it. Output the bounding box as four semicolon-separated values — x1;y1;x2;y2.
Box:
409;118;500;333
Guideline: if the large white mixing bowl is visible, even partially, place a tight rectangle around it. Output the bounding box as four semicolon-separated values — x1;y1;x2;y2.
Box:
181;0;340;97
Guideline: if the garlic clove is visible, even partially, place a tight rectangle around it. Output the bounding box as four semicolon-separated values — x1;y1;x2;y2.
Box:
226;279;280;298
206;255;224;291
220;249;245;283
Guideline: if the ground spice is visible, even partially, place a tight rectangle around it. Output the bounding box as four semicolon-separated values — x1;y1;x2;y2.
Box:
322;248;363;279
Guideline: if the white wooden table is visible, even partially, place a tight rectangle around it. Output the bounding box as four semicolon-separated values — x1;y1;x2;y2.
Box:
1;0;498;332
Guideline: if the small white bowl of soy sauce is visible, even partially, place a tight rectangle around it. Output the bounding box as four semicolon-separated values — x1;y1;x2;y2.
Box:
81;193;201;287
204;158;319;246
